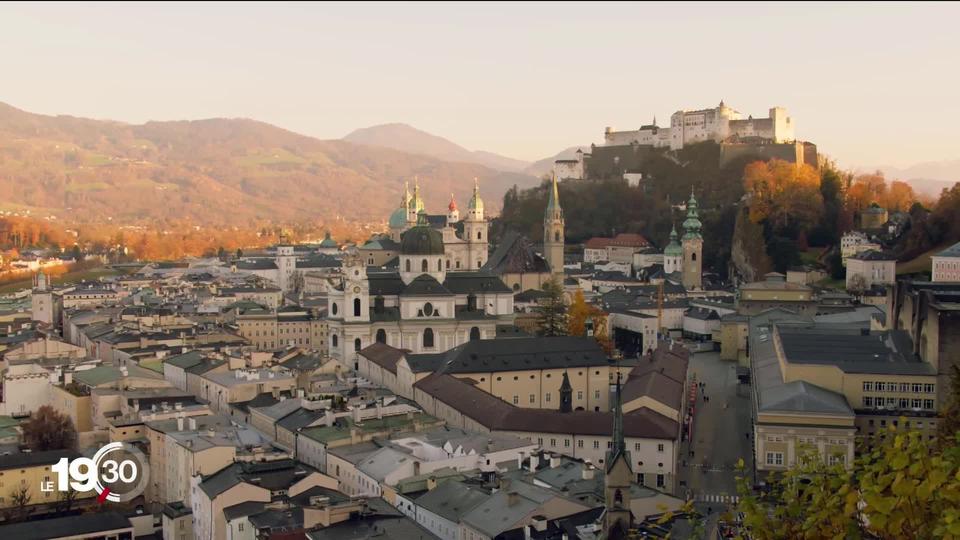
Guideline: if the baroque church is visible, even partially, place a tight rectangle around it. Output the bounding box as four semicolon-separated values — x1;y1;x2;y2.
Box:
328;179;516;369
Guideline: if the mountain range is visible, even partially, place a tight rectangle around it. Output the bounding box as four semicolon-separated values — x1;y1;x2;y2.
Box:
868;161;960;198
344;122;590;178
0;103;542;227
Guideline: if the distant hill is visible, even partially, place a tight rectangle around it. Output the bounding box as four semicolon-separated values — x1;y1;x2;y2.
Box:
868;160;960;198
343;123;531;172
524;145;592;178
0;103;539;226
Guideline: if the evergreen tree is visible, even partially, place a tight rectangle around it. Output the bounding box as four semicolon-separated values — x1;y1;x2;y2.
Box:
937;365;960;451
535;277;568;337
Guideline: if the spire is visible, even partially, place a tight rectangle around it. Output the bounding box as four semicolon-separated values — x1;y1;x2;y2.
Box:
408;177;424;213
683;188;702;240
607;371;626;469
652;115;657;127
545;173;562;220
559;371;573;413
401;181;410;208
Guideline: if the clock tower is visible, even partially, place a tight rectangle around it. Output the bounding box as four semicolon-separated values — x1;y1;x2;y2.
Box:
343;253;370;323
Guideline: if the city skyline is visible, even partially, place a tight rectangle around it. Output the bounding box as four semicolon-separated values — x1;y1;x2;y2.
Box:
2;2;959;168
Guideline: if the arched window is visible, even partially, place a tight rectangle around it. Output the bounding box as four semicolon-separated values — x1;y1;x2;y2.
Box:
470;327;481;341
332;334;338;348
691;252;697;262
374;296;384;313
467;294;477;311
437;259;442;271
421;259;428;272
354;338;361;352
456;261;461;269
376;329;386;344
331;303;338;316
477;231;482;240
446;259;450;269
423;328;434;349
353;298;361;317
555;231;560;242
477;259;482;269
405;259;411;272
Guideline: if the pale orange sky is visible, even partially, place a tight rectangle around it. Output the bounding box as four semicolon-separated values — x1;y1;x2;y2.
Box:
2;2;959;169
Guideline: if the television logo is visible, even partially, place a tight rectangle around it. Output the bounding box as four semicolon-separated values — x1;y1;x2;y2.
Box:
42;442;149;503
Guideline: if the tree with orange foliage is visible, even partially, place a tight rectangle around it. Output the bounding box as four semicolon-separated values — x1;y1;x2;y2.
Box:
885;180;916;212
567;289;613;354
743;159;823;230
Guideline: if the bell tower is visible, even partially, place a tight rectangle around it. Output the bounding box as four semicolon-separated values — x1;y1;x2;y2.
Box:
342;252;370;323
603;372;634;536
681;189;703;290
463;178;488;269
543;174;565;276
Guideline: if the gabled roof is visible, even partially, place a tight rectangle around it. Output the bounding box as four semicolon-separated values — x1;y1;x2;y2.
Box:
483;232;551;274
934;241;960;258
359;342;409;374
409;336;611;375
163;350;206;369
0;511;131;540
400;275;451;296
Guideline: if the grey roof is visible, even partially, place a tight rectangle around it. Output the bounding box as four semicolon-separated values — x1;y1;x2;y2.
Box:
849;249;897;261
0;449;78;471
280;353;324;372
414;480;490;523
199;459;315;498
356;447;416;482
236;259;279;270
935;241;960;258
0;511;132;539
223;501;267;521
162;350;206;369
461;481;572;538
443;271;512;294
407;336;611;375
251;396;303;421
483;232;552;274
777;325;934;375
400;275;452;296
276;408;324;433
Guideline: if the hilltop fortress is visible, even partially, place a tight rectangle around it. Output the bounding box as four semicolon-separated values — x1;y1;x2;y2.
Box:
555;100;817;180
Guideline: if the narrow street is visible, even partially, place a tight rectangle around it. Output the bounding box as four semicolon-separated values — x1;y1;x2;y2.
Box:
677;351;754;523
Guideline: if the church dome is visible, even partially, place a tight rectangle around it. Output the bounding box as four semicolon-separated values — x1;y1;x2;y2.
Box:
319;231;337;248
664;226;683;256
401;225;445;255
389;207;408;229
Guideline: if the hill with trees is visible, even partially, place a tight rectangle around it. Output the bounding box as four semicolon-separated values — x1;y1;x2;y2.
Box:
0;102;538;228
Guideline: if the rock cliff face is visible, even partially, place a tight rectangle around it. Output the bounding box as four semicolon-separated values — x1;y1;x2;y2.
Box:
730;206;772;283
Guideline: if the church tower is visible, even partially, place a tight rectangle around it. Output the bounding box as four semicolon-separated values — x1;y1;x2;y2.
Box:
681;189;703;290
543;174;565;276
663;224;683;275
407;177;425;225
463;178;489;270
390;182;411;242
603;372;633;536
342;252;370;324
559;371;573;413
276;233;297;294
447;193;459;225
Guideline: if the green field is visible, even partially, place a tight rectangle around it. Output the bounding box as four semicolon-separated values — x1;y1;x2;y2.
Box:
0;266;121;294
799;247;825;266
896;244;949;276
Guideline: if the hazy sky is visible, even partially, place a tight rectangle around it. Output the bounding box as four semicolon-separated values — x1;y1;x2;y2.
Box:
2;2;959;168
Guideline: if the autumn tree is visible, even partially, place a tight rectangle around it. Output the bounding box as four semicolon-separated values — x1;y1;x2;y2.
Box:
847;273;868;296
937;365;960;451
567;288;613;354
534;277;568;337
743;159;823;231
736;427;960;539
21;405;77;451
885;180;917;212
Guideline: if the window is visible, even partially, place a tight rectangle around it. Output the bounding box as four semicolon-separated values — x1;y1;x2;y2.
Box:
354;298;361;317
423;302;434;316
376;329;386;344
239;524;244;532
421;259;428;272
863;396;873;407
899;383;910;393
594;390;600;399
913;398;922;408
656;474;665;488
607;441;612;449
423;328;434;348
924;399;934;410
405;259;411;272
513;395;519;404
635;443;641;451
577;440;583;448
863;381;873;392
828;454;845;466
657;443;664;453
875;382;886;392
766;435;784;442
554;231;560;242
593;441;600;449
437;259;442;271
924;384;935;394
354;338;361;352
899;398;909;409
332;334;338;348
691;252;697;262
529;394;535;404
766;452;784;466
332;303;338;316
550;438;557;447
470;327;480;341
545;393;551;402
564;439;570;448
577;391;583;400
912;383;923;393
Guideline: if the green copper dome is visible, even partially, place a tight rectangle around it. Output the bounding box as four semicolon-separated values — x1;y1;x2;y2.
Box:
468;178;484;212
664;225;683;256
319;231;337;248
401;224;445;255
389;207;408;229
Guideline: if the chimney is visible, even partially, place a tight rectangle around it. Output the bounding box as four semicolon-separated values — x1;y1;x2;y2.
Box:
132;399;140;412
507;491;520;507
177;416;184;431
531;515;548;532
582;465;595;480
528;454;539;473
517;452;524;470
550;455;561;468
523;526;532;540
188;417;197;431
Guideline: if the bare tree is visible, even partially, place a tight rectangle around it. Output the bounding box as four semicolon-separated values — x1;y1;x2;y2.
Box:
9;485;32;522
20;405;77;451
